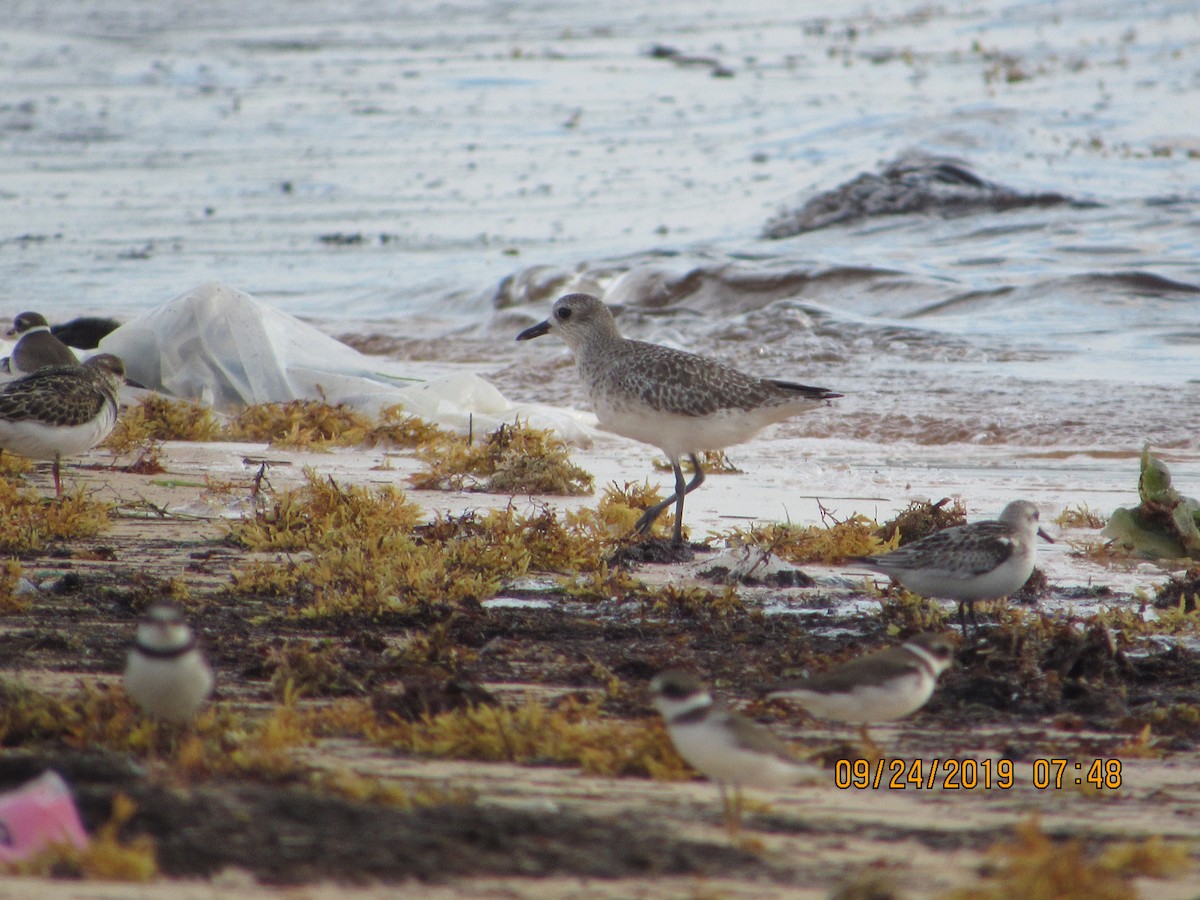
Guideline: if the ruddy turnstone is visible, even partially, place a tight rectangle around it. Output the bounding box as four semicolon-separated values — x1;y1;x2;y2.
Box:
124;602;214;724
0;353;124;497
650;669;811;835
767;632;954;746
517;293;840;545
3;312;78;377
853;500;1054;635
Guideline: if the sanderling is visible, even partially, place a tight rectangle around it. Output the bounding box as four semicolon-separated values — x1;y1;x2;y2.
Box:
124;602;214;724
3;312;78;377
516;293;841;545
767;632;954;746
0;354;124;497
650;669;812;835
853;500;1054;635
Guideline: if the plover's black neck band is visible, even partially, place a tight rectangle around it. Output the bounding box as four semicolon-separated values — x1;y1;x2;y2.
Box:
670;705;711;726
903;643;941;677
134;636;197;660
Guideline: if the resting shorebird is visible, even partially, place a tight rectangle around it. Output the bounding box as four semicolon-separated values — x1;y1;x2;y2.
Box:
0;354;124;497
853;500;1054;635
767;632;954;747
517;293;840;545
3;312;78;377
124;602;214;724
650;669;811;835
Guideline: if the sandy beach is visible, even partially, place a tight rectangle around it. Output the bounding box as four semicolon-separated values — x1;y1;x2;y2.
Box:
2;0;1199;895
0;417;1192;897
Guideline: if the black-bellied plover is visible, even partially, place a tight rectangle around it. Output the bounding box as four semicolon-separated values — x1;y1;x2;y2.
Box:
516;293;841;544
0;353;124;497
650;669;812;835
767;632;954;746
853;500;1054;635
3;312;78;377
124;602;214;723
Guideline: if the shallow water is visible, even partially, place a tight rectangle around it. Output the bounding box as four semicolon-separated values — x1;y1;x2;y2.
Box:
1;0;1198;458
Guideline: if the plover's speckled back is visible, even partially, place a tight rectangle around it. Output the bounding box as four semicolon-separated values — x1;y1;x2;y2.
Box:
650;669;811;835
3;312;78;378
853;500;1054;635
517;293;842;544
767;632;955;747
124;602;214;724
0;353;125;497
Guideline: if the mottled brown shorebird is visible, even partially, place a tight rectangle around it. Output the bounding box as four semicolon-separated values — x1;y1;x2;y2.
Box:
0;353;124;497
517;293;841;544
3;311;78;377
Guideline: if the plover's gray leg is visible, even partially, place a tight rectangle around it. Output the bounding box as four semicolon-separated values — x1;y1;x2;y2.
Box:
957;601;974;638
728;785;744;836
634;452;705;544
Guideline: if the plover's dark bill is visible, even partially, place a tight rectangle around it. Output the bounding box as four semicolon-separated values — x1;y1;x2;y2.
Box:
517;293;840;546
853;500;1054;635
650;669;811;835
0;354;125;497
767;632;955;746
124;602;214;724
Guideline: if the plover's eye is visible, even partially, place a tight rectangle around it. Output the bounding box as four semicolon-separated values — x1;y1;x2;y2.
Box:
557;306;572;321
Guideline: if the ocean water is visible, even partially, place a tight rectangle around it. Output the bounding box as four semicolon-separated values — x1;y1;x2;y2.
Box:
1;0;1198;458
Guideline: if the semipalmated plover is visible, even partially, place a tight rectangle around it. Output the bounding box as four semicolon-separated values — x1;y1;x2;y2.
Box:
517;293;840;546
650;669;811;835
0;354;124;497
767;632;954;746
853;500;1054;635
124;602;214;724
3;312;78;377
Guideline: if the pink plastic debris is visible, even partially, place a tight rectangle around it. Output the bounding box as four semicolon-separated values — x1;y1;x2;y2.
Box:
0;770;90;862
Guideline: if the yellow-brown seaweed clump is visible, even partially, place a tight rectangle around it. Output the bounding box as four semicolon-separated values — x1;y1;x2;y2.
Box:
106;396;448;455
229;470;611;618
411;421;594;495
949;814;1188;900
721;511;899;565
876;497;967;544
105;394;223;452
373;694;690;779
0;478;111;553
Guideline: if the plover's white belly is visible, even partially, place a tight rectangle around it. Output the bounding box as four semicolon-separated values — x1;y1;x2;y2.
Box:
124;651;214;723
0;410;116;461
895;553;1035;601
594;401;794;459
789;672;934;724
669;722;805;789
